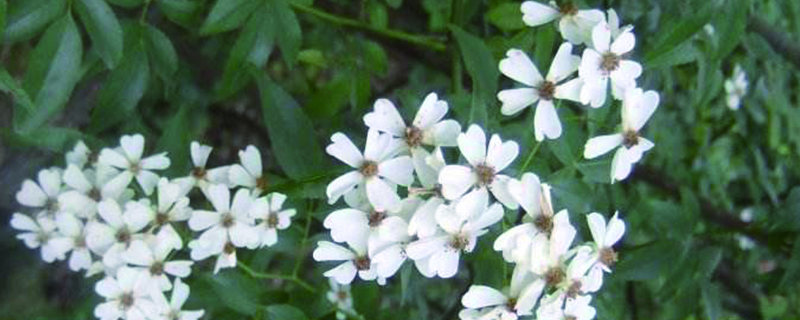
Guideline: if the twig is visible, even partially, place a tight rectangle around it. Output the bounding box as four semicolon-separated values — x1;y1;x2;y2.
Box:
748;16;800;70
238;261;317;293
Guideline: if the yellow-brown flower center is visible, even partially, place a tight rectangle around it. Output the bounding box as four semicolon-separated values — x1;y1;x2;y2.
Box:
149;261;164;276
120;292;134;309
599;247;618;267
545;267;565;288
622;130;639;148
221;213;235;228
192;167;207;179
354;256;371;271
368;210;387;227
474;164;496;186
558;2;578;15
405;126;424;148
359;160;379;178
538;81;556;101
223;241;236;254
534;214;554;236
567;280;582;298
115;229;131;244
601;52;621;73
448;234;470;252
266;213;279;228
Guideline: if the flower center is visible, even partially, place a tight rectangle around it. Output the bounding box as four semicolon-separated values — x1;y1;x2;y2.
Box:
155;212;170;226
599;247;618;267
88;152;99;165
337;290;349;301
221;213;235;228
45;198;59;213
601;52;621;73
474;164;496;186
404;126;424;148
566;316;577;320
368;210;387;228
75;235;87;248
256;176;268;191
567;280;582;298
115;228;131;245
120;292;134;309
359;160;379;178
150;261;164;276
36;232;50;244
545;267;565;288
223;241;236;254
538;81;556;101
505;298;517;311
622;130;639;148
266;213;279;228
353;256;371;271
130;162;142;175
534;214;554;235
88;188;101;202
558;2;578;15
448;234;470;252
192;167;207;179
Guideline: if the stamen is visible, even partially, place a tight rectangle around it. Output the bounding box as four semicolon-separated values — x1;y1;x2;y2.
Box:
359;161;379;178
404;126;424;148
474;164;496;186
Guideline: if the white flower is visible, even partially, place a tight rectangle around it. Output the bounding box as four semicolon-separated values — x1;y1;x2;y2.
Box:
86;199;150;268
66;140;93;168
459;267;544;319
187;238;237;274
52;212;93;271
59;164;123;219
151;278;205;320
324;191;416;255
537;294;596;320
325;129;414;212
579;22;641;108
583;88;658;182
16;168;64;217
174;141;230;197
498;44;582;141
520;1;605;45
407;147;447;238
313;238;384;285
126;178;190;249
587;212;625;274
124;238;193;292
94;267;156;320
249;192;296;247
188;184;259;269
368;199;419;279
99;134;171;195
547;247;603;303
607;9;633;39
326;279;355;320
438;125;519;209
10;213;64;263
228;145;268;194
406;188;504;278
494;174;555;263
724;64;747;110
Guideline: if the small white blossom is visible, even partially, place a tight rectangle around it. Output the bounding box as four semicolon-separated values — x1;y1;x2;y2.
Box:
124;237;193;292
579;22;641;108
174;141;230;197
52;212;93;271
606;9;633;38
313;237;384;285
249;192;296;247
494;174;555;263
16;168;64;217
587;212;625;276
325;129;414;212
459;267;544;319
228;145;268;194
151;278;205;320
59;164;123;219
99;134;171;196
326;279;355;320
407;147;447;238
520;1;605;45
86;199;150;268
438;125;519;209
66;140;93;168
94;267;156;320
724;64;747;110
126;178;190;249
583;88;658;182
498;44;583;141
10;213;64;263
537;294;596;320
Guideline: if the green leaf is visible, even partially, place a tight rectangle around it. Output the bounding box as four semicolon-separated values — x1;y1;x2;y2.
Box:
0;67;34;112
713;0;748;61
200;0;260;35
75;0;123;69
90;28;149;133
1;126;83;151
486;3;524;32
263;305;309;320
105;0;144;8
643;0;720;66
385;0;402;9
616;240;687;281
297;49;326;68
2;0;66;43
450;25;498;128
156;0;200;27
255;73;325;180
218;5;273;99
0;0;6;39
700;283;722;320
204;272;261;316
533;26;555;69
155;104;192;176
267;0;302;68
144;25;178;80
17;13;82;133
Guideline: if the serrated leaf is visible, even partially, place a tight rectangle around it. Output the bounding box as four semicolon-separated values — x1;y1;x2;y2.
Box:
17;13;82;133
255;73;325;180
263;305;309;320
2;0;65;43
155;104;192;177
486;3;524;32
200;0;259;35
713;0;748;61
700;283;722;320
144;25;178;80
90;28;149;133
75;0;123;68
450;25;497;128
643;0;720;66
156;0;199;27
218;5;273;99
0;67;34;112
268;0;301;68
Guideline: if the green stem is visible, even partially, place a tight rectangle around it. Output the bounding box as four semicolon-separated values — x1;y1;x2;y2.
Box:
292;199;315;277
517;141;542;177
238;262;317;293
290;3;447;52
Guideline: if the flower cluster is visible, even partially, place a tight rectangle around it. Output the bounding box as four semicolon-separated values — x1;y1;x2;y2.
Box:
10;135;296;320
506;2;660;183
724;64;748;110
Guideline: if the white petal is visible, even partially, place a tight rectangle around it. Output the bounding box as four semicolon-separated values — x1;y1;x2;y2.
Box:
95;276;122;298
120;134;145;162
586;212;607;245
98;148;130;169
469;203;504;231
551;210;577;259
164;260;194;278
429;120;461;147
69;248;93;271
591;22;611;52
546;42;580;82
326;171;362;204
498;89;538;116
611;30;636;55
610;147;635;182
63;165;92;192
228;164;256;188
516;280;546;315
412;148;439;188
188;211;220;231
260;228;278;247
171;278;191;309
510;173;542;216
366;178;401;213
135;170;161;195
378;216;410;242
372;245;406;278
611;60;642;86
101;171;133;200
534;99;562;141
626;90;659;132
520;1;559;27
190;141;212;168
583;134;623;159
363;129;390;161
462;285;507;309
324;262;358;285
16;180;47;207
98;200;125;228
364;99;406;136
485;136;519;172
10;213;38;232
436;205;464;234
124;240;154;267
378;156;414;186
458;125;487;166
123;207;151;233
313;241;356;261
408;198;444;238
580;77;608;108
499;49;542;87
229;223;258;248
438;165;476;200
231;188;254;219
38;169;62;198
326;133;365;168
207;184;230;214
412;93;447;130
239;146;263;179
140;153;170;170
406;236;448;260
604;211;626;247
324;208;369;245
554;78;583;102
433;249;460;278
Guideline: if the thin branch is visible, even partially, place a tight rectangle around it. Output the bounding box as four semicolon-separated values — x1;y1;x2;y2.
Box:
748;16;800;70
238;262;317;293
